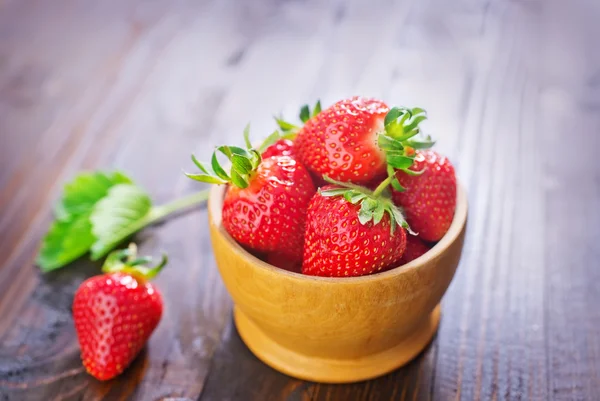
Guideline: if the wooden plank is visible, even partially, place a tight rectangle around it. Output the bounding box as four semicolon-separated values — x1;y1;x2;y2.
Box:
0;0;599;400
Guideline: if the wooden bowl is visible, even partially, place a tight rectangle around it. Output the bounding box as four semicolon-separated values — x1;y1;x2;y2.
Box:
208;184;468;383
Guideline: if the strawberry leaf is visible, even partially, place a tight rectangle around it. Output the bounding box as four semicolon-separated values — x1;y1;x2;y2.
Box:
54;171;132;220
391;177;406;191
230;169;249;189
373;202;385;224
37;171;134;272
300;105;310;123
386;152;414;169
258;131;283;153
90;184;153;260
191;155;210;175
231;154;253;175
312;100;322;116
275;117;299;133
37;215;96;272
405;136;436;149
211;152;230;181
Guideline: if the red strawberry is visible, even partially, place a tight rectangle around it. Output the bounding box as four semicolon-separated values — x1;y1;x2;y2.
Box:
293;97;388;184
266;252;302;273
289;97;429;185
73;244;165;381
186;129;316;263
261;138;295;159
399;235;430;265
302;182;408;277
391;150;457;242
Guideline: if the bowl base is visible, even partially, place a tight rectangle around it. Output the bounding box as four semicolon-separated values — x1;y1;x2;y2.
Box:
233;304;441;383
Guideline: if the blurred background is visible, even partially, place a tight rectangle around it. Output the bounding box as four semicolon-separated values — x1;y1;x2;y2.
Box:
1;0;599;400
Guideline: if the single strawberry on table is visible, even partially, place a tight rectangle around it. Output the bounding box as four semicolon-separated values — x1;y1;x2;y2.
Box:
391;150;457;242
185;128;316;264
302;177;409;277
73;244;166;381
286;96;430;185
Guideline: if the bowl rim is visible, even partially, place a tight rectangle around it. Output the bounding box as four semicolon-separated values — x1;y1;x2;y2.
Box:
208;180;468;283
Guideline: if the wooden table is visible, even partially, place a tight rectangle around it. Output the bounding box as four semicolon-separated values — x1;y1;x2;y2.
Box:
1;0;599;400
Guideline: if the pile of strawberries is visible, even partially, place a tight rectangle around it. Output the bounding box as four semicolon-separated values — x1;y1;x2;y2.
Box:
188;96;457;277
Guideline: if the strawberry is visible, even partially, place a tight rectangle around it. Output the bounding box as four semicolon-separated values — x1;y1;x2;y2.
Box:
261;138;295;159
391;150;457;242
266;252;302;273
186;128;316;263
286;97;430;185
302;179;409;277
399;235;430;265
73;244;165;381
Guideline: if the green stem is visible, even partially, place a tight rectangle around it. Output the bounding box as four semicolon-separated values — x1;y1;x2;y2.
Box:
372;176;393;197
152;189;210;218
92;189;210;260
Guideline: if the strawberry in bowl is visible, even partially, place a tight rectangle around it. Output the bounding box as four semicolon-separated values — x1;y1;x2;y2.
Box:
194;97;467;383
185;129;316;265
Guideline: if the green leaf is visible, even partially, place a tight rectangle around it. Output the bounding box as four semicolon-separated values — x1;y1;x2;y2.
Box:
378;134;404;151
403;115;428;133
224;146;251;157
231;154;253;175
230;169;249;189
184;173;227;184
391;177;406;191
405;137;436;149
386;153;414;169
211;152;230;181
243;124;252;149
384;107;402;127
249;149;262;169
400;167;426;176
396;129;421;142
55;171;132;221
313;100;322;116
90;184;153;260
373;202;385;224
37;171;134;271
258;130;283;153
191;155;210;174
358;206;373;225
320;188;349;197
349;192;367;204
275;117;298;133
300;105;310;123
36;215;96;272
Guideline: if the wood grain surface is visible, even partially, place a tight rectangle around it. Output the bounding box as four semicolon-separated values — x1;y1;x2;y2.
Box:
1;0;599;400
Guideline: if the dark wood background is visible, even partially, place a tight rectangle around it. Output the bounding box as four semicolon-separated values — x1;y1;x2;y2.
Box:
1;0;599;400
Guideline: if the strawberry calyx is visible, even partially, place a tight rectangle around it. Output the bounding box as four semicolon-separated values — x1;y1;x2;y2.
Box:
378;107;435;191
102;243;167;282
275;99;322;136
320;176;414;235
186;125;266;189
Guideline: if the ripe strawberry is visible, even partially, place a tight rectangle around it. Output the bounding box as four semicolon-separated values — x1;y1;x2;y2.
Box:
261;138;295;158
186;129;316;263
302;181;409;277
73;244;165;381
391;150;457;242
266;252;302;273
399;235;430;265
288;97;430;185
